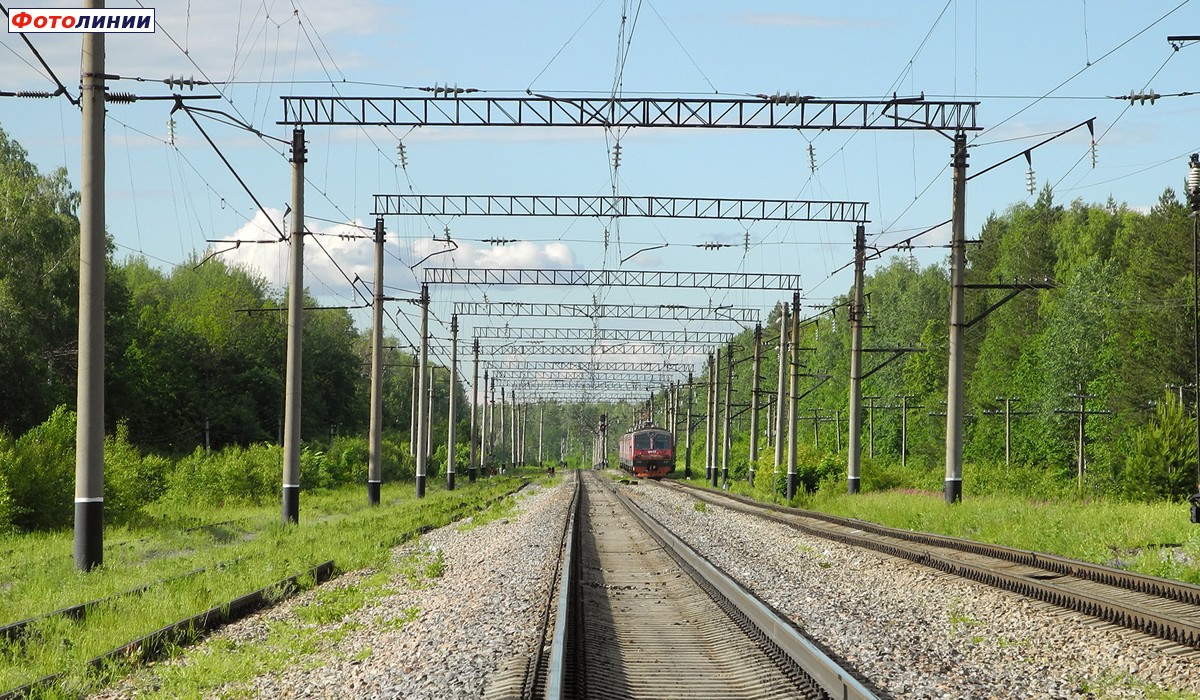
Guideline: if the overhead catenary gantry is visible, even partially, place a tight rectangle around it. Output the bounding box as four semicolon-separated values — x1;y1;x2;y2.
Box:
275;91;981;505
473;342;719;356
281;94;978;131
491;370;682;385
371;194;866;223
453;301;759;323
473;328;735;344
482;359;693;373
425;268;802;290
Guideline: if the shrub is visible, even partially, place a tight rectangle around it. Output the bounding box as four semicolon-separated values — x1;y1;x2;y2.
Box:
105;422;170;526
1122;395;1197;501
163;443;281;507
1;406;75;530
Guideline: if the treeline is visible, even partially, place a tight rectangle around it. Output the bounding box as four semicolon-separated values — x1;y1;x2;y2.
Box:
0;127;472;531
678;187;1198;501
5;123;1198;532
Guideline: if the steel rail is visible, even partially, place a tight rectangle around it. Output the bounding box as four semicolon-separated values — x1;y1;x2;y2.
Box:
611;478;878;700
668;482;1200;649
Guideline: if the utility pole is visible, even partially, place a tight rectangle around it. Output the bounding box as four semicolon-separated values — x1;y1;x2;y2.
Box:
425;364;434;466
367;217;384;506
897;395;923;469
865;395;881;458
774;301;789;478
786;292;801;499
408;356;418;457
469;340;479;482
944;131;968;504
487;376;496;475
446;314;458;490
705;348;715;489
847;223;866;494
705;353;715;483
1055;385;1112;490
499;387;507;473
721;345;733;487
75;0;106;570
415;284;430;497
748;323;762;485
281;126;306;524
982;396;1033;469
685;371;694;478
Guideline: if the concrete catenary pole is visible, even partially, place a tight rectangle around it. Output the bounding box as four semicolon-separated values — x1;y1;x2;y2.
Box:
75;0;106;570
774;301;789;479
707;350;718;486
847;223;866;495
415;284;430;497
408;356;418;456
944;131;968;504
446;314;458;490
748;323;762;485
704;356;713;481
786;292;801;499
281;127;306;525
367;217;385;506
685;371;694;478
712;346;723;488
469;340;479;482
721;345;733;487
499;387;507;472
538;403;545;467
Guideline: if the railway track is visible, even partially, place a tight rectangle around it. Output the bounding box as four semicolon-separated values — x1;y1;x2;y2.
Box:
666;481;1200;651
503;471;878;700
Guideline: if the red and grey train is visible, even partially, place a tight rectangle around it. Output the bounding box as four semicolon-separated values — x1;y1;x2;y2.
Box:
617;422;675;479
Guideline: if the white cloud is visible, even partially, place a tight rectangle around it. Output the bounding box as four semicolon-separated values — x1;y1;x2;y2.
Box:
211;211;578;303
0;0;399;91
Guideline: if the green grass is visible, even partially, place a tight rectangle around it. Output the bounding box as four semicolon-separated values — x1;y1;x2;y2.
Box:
802;490;1200;584
707;474;1200;585
0;475;528;697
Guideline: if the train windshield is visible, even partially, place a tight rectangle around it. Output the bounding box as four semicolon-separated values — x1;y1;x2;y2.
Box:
652;433;671;449
634;434;651;449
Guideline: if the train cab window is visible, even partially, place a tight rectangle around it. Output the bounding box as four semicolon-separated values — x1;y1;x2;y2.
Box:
634;434;651;449
652;433;671;450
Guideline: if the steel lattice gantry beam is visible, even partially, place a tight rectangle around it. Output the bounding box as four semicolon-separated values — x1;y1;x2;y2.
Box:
372;194;867;222
496;377;658;388
475;343;715;356
426;268;802;290
492;370;678;384
280;95;980;132
482;359;693;373
452;301;759;323
474;327;734;344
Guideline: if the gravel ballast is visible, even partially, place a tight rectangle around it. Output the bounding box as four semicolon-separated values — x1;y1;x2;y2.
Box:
90;481;572;700
625;481;1200;700
89;475;1200;699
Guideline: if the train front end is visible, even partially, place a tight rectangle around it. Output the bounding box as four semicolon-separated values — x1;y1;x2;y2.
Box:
624;427;675;479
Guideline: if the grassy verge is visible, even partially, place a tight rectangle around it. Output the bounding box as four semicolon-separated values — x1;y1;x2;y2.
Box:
0;476;528;697
675;474;1200;586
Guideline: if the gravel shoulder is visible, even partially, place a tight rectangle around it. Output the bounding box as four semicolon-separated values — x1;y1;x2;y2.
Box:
625;480;1200;700
89;480;572;700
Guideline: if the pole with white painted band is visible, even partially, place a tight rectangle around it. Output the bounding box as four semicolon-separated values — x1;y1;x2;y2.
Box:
74;0;106;571
281;126;306;525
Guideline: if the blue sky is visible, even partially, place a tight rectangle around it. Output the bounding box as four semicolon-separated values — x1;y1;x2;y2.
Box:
3;0;1200;368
